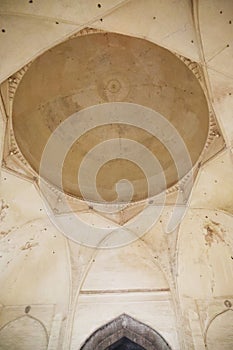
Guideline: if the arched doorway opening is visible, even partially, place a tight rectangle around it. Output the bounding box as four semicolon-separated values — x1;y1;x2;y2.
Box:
80;314;172;350
107;336;145;349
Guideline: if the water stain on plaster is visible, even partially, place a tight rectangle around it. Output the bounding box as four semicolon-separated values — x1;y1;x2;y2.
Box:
20;241;39;250
204;220;225;247
0;229;12;238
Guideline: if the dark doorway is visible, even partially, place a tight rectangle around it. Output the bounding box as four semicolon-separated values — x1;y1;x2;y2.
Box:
107;337;146;350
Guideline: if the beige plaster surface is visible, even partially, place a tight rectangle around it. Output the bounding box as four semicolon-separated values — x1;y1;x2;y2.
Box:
12;32;209;201
0;1;232;349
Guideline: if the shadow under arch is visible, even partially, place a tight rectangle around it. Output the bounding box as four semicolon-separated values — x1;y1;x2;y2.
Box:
80;314;172;350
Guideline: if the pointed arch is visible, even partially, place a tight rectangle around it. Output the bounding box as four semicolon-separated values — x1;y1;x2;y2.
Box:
80;314;172;350
204;309;233;349
0;315;48;350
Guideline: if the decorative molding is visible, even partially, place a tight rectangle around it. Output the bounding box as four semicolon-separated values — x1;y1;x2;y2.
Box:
175;53;204;85
8;63;32;101
69;27;105;39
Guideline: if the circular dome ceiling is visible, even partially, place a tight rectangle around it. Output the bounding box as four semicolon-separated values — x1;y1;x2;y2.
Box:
12;31;209;203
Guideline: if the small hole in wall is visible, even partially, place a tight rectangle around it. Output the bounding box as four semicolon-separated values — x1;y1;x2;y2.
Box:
231;256;233;259
220;10;223;14
1;29;6;33
25;305;31;314
191;40;194;43
229;20;232;24
97;3;102;8
205;216;208;218
100;18;103;22
229;92;232;95
55;21;59;24
224;300;232;308
29;0;33;3
227;44;230;47
153;16;156;20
